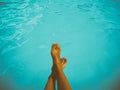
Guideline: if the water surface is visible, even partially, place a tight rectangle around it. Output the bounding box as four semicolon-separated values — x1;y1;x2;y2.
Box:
0;0;120;90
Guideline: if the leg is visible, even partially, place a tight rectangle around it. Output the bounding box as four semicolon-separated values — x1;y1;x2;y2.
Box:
44;72;56;90
44;44;67;90
51;43;72;90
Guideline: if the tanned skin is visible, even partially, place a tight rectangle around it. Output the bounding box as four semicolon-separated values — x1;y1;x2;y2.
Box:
44;43;72;90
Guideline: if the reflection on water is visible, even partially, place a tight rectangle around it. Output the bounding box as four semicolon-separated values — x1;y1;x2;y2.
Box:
0;0;120;90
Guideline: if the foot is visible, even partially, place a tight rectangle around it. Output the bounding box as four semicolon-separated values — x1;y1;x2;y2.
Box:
60;58;67;69
51;43;61;63
51;43;67;79
51;43;67;69
51;57;67;80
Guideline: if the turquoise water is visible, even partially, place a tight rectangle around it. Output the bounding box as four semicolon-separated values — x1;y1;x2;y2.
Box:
0;0;120;90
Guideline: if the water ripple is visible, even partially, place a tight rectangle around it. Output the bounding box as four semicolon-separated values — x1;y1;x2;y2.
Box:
0;1;43;54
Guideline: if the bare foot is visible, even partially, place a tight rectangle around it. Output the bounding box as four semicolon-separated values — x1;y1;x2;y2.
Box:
51;43;67;80
51;43;67;68
51;43;61;63
60;58;67;69
51;57;67;80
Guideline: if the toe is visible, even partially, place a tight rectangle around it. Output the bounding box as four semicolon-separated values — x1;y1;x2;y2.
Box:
56;43;61;51
61;58;67;65
63;58;67;64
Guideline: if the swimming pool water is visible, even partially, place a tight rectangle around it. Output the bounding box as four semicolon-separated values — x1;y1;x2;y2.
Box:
0;0;120;90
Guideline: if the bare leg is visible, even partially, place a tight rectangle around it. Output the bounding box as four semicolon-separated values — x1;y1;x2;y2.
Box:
44;58;66;90
51;43;72;90
44;44;67;90
44;73;56;90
